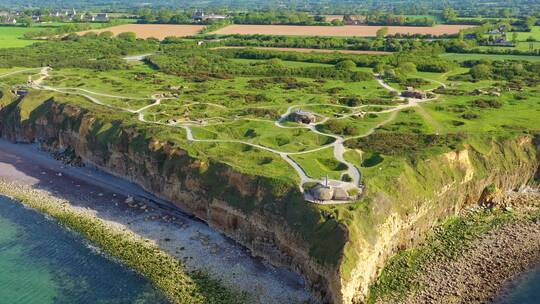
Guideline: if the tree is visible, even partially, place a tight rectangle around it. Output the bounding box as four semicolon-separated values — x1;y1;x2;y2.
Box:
99;31;114;39
335;60;356;70
314;15;325;22
331;19;343;26
526;16;537;29
512;32;518;43
500;8;511;19
470;64;492;80
397;62;417;74
19;16;33;27
442;7;457;21
117;32;137;42
376;27;388;39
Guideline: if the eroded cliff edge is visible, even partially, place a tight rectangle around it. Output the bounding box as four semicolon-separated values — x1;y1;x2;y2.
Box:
0;97;348;303
0;96;538;304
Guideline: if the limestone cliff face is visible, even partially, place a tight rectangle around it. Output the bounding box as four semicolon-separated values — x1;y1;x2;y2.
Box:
341;137;540;303
0;98;347;303
0;97;538;304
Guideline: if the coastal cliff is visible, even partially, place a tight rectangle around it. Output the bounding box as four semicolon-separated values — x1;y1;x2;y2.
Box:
0;95;538;304
0;97;347;303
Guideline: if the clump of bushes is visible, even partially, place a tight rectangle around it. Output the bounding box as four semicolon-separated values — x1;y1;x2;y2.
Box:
461;113;479;119
403;78;430;88
346;133;466;156
471;99;502;109
320;119;359;136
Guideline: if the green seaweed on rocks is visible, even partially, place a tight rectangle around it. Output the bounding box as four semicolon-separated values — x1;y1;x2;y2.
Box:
366;208;517;303
0;182;246;304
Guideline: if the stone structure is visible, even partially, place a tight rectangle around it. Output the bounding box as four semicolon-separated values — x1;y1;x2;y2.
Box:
402;87;428;99
290;110;316;124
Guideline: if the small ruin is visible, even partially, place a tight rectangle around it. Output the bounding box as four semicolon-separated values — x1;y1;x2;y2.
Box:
401;87;428;99
289;110;316;124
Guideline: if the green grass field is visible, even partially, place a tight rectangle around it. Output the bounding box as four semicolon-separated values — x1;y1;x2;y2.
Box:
441;52;540;62
515;26;540;41
0;26;44;48
0;22;116;49
3;39;540;299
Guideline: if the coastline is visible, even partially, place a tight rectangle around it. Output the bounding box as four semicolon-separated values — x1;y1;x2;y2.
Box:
369;189;540;304
0;182;242;304
0;139;315;304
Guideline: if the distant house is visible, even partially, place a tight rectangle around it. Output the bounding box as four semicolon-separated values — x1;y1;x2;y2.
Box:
192;11;227;22
95;13;109;22
32;15;41;22
49;9;77;20
64;9;77;21
486;29;502;35
2;16;17;24
490;37;514;46
82;13;95;22
343;15;367;25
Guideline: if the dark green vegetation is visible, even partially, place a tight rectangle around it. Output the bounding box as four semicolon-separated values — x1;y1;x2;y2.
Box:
0;34;158;70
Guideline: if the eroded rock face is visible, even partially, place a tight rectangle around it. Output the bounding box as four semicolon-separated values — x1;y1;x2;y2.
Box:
343;140;540;304
0;99;346;303
1;98;539;304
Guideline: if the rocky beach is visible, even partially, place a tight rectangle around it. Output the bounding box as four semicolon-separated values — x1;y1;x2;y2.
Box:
403;190;540;304
0;139;315;304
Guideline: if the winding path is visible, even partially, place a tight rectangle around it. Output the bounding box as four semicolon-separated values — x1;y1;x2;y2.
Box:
4;67;442;200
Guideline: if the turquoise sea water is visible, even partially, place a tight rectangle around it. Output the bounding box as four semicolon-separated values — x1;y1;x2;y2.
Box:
0;196;168;304
493;266;540;304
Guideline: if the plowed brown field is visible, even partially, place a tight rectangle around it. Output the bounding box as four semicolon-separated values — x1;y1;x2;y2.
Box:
79;24;205;39
211;24;474;37
214;46;391;55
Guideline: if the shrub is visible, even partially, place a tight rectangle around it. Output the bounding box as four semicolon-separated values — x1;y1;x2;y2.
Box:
471;99;502;109
461;113;479;119
346;133;466;156
335;60;357;70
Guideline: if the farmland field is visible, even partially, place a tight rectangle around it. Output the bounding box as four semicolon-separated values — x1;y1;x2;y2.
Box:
515;26;540;41
210;24;475;37
0;26;40;48
2;24;540;304
79;24;206;39
0;23;113;48
214;46;391;55
441;52;540;62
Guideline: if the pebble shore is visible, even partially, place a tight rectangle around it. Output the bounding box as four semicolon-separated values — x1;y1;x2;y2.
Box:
406;190;540;304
